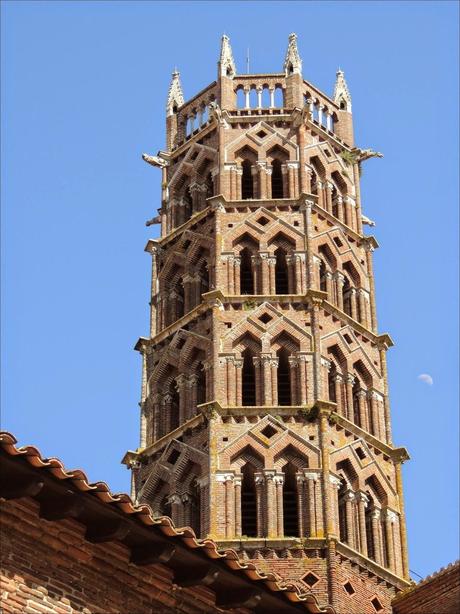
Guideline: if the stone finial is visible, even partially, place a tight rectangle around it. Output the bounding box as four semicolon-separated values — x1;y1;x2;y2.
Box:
218;34;236;78
166;69;184;117
284;33;302;76
334;69;352;112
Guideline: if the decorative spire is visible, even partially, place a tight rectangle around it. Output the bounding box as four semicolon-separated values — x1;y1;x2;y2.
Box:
218;34;236;78
166;70;184;117
284;33;302;77
334;69;352;112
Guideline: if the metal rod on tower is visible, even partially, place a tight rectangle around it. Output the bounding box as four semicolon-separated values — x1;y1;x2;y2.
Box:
246;48;250;74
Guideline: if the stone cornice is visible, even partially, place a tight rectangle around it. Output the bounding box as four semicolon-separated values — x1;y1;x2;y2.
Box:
123;413;205;462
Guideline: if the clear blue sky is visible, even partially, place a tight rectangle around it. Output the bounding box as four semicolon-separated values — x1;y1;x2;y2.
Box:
1;1;458;579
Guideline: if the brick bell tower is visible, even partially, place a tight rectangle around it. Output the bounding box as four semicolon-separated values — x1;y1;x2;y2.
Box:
123;34;412;613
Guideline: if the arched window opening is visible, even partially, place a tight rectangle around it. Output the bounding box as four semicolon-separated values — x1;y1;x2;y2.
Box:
240;247;254;294
262;87;270;108
365;495;376;563
170;385;180;431
283;463;299;536
196;363;206;406
319;260;327;293
277;348;291;406
241;160;254;199
271;159;284;198
332;185;339;218
242;348;256;406
352;379;361;427
184;187;193;220
274;86;284;108
343;276;352;316
249;88;258;108
275;247;289;294
236;88;246;108
328;362;337;402
241;463;258;537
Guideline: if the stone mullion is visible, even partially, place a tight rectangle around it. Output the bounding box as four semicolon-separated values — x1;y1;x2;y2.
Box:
384;509;397;572
334;374;344;415
268;257;276;294
176;375;187;424
344;197;354;229
188;375;199;418
343;491;356;549
325;182;334;213
235;359;243;406
288;357;298;405
264;471;277;538
251;255;260;295
261;355;273;405
294;255;303;294
163;394;172;435
356;492;369;557
253;357;262;406
358;289;368;327
329;476;341;538
254;474;265;537
271;358;278;406
234;257;241;295
334;272;345;311
345;374;355;421
306;474;317;537
317;181;325;210
153;394;162;441
325;271;334;302
226;358;236;406
349;288;358;320
260;254;270;294
275;474;284;537
368;391;379;438
286;255;295;294
287;164;295;198
320;358;331;399
298;356;308;405
183;275;193;313
335;195;344;222
257;163;267;199
296;474;306;537
357;390;369;431
234;475;242;538
371;508;383;566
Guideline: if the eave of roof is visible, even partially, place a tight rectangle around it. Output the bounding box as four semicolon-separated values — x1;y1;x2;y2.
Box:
0;431;335;614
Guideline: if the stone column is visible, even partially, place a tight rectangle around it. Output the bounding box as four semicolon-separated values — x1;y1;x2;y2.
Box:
384;509;397;571
349;288;358;320
176;374;188;424
275;473;285;537
317;181;325;210
226;357;236;406
260;253;270;295
344;196;355;230
321;357;332;398
318;104;324;126
368;390;381;438
312;255;322;290
286;254;295;294
244;87;250;109
269;87;275;108
358;289;368;327
187;374;199;418
371;508;383;566
168;493;182;526
305;472;318;537
234;474;243;538
296;474;306;537
261;354;273;405
251;254;260;294
325;181;334;213
233;256;241;295
264;470;277;538
329;475;342;538
356;491;369;557
334;373;344;415
325;271;334;302
257;162;267;199
294;254;303;294
271;358;279;406
252;357;262;406
345;374;355;422
235;358;243;406
256;86;263;108
163;393;173;434
254;473;265;537
288;356;298;405
153;393;162;440
224;475;235;538
343;490;356;549
268;256;276;294
298;355;308;405
335;195;344;222
357;389;369;431
334;272;345;312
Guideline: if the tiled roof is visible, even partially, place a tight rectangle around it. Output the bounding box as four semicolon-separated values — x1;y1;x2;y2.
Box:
0;431;335;614
392;560;460;603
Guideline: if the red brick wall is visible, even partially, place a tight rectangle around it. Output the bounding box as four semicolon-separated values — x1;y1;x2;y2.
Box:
0;497;249;614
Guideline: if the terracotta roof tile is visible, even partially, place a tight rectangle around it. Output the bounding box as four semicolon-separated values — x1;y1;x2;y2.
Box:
0;431;335;614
